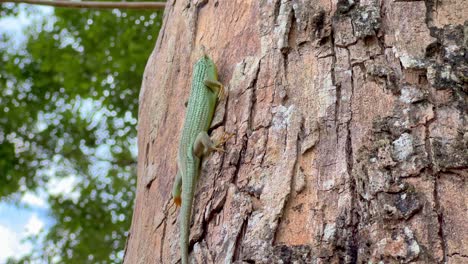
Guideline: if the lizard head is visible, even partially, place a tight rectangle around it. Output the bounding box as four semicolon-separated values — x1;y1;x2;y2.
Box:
203;56;218;80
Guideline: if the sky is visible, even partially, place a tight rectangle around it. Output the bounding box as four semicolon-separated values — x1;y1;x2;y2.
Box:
0;202;47;263
0;4;55;263
0;175;79;263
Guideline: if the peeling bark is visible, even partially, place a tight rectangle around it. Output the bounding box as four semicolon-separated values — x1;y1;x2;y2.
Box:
125;0;467;263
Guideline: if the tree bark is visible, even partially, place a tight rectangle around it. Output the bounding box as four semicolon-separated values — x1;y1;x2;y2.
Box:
124;0;467;263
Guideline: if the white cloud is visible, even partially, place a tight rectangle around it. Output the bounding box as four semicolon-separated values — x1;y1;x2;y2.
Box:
0;224;32;263
21;192;47;208
47;176;80;202
20;175;80;209
24;213;44;236
0;5;54;47
96;144;112;160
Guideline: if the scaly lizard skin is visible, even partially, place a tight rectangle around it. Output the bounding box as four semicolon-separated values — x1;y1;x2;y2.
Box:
172;52;224;264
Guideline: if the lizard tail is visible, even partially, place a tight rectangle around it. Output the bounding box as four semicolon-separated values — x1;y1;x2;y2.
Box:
180;170;196;264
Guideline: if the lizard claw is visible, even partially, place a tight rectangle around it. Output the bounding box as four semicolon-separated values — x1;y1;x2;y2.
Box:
213;147;225;153
218;84;226;101
212;132;235;152
222;132;235;142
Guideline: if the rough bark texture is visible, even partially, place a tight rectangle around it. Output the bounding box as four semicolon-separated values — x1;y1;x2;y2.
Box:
124;0;467;263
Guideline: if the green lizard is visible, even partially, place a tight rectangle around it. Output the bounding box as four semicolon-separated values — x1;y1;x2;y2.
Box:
172;50;225;264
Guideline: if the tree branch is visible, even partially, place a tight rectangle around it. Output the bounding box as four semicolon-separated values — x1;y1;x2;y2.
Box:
0;0;166;10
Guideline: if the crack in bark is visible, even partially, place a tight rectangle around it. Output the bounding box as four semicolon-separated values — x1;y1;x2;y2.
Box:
273;0;282;25
433;173;448;263
345;46;358;264
247;59;262;131
159;219;167;263
197;185;228;242
330;16;359;261
231;137;247;186
330;27;341;144
421;88;448;262
448;252;468;258
232;59;262;185
272;114;302;246
232;212;250;262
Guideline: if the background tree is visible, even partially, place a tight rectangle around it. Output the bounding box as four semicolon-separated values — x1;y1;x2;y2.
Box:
0;1;163;263
126;0;467;263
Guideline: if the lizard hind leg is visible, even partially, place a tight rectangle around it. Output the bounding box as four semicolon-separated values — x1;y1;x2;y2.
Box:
172;171;182;207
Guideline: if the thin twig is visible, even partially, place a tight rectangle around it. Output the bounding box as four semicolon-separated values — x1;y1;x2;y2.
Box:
0;0;166;10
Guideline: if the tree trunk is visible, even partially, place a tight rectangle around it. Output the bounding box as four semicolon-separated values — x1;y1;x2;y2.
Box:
124;0;467;263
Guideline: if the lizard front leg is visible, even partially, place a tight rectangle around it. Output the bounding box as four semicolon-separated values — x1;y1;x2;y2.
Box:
204;79;225;100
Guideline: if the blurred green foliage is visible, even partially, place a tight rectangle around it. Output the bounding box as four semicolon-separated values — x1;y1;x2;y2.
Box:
1;1;162;263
